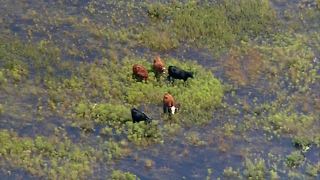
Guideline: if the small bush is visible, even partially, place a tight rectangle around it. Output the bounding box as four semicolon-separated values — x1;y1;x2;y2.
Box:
286;151;304;168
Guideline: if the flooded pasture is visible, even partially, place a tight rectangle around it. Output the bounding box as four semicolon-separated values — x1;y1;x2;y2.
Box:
0;0;319;179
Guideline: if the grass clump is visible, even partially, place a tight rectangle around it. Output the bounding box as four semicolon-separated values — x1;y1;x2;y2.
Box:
292;136;312;152
286;151;304;168
305;163;320;177
136;26;179;51
268;112;314;134
223;0;276;38
103;140;131;161
185;131;206;146
110;170;138;180
126;121;162;146
244;158;266;179
89;103;131;126
0;70;7;85
223;167;241;178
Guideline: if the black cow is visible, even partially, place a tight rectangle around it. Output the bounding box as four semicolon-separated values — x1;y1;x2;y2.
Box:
131;108;152;123
168;66;193;82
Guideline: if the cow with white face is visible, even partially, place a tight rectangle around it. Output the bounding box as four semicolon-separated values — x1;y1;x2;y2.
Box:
163;93;180;115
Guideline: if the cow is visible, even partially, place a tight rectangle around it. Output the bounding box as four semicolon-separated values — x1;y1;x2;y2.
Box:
153;55;166;76
132;64;148;81
168;65;193;82
131;108;152;123
163;93;180;115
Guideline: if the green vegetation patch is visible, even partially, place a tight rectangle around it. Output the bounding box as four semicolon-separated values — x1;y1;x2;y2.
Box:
138;0;276;54
110;169;139;180
244;158;266;179
241;32;320;148
253;33;318;90
286;151;305;168
124;58;224;124
42;56;223;145
0;130;95;179
0;39;61;77
104;0;277;54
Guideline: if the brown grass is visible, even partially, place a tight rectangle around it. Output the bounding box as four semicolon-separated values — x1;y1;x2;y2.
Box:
223;47;264;86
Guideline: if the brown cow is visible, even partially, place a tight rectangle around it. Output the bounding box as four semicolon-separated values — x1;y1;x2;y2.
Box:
153;55;166;76
163;93;180;115
132;64;148;81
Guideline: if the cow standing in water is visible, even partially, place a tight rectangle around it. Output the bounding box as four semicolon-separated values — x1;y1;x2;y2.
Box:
168;65;193;82
131;108;152;123
163;93;180;115
153;55;166;79
132;64;148;82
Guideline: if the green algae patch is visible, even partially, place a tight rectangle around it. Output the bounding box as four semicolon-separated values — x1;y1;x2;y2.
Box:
0;130;95;179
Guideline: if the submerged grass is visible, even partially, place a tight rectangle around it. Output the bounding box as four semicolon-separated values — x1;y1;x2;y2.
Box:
0;130;95;179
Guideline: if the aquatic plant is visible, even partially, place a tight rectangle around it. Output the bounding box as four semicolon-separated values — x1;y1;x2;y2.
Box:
110;170;138;180
292;136;312;152
244;158;266;179
126;121;162;146
286;151;304;168
103;140;131;161
223;167;241;178
185;131;206;146
305;163;320;177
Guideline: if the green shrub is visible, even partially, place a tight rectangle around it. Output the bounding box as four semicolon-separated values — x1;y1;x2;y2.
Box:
286;151;304;168
111;170;138;180
244;158;266;179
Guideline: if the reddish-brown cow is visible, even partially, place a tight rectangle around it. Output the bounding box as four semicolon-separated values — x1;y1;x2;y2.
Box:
132;64;148;81
153;55;166;75
163;93;180;115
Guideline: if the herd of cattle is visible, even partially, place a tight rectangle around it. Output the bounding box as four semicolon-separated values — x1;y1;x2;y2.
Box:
131;55;193;123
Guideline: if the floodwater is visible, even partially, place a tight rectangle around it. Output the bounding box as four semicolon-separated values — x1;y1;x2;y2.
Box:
0;0;319;179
